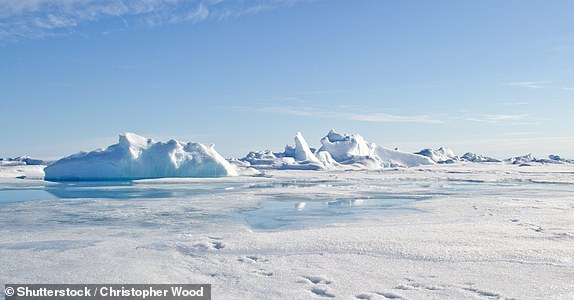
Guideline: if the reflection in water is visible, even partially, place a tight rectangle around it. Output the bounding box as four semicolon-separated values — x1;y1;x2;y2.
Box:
243;196;424;230
2;179;441;231
0;189;57;203
327;199;365;207
44;182;223;199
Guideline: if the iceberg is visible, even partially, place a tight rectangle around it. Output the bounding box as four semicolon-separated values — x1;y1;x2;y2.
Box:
460;152;500;163
318;129;374;162
293;132;321;164
239;130;435;170
505;154;572;165
548;154;573;164
316;130;434;168
0;156;50;166
374;146;435;167
415;147;458;163
44;133;238;181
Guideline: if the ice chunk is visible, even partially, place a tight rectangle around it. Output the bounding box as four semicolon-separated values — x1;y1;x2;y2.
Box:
294;132;321;164
239;129;435;170
460;152;500;163
506;154;536;165
44;133;238;181
316;151;340;167
548;155;573;163
318;129;374;162
415;147;458;163
0;156;50;166
242;150;280;166
375;146;435;167
506;154;573;165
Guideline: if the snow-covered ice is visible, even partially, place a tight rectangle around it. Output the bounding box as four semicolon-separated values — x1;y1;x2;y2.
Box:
1;162;574;299
2;131;574;299
415;147;458;163
44;133;238;181
240;130;435;170
460;152;501;163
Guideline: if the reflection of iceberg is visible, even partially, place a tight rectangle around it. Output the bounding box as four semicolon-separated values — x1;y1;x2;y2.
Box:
327;199;365;207
45;133;238;181
45;182;171;199
295;202;306;210
44;182;216;199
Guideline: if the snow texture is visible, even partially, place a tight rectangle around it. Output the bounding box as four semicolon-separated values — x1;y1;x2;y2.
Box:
44;133;238;181
2;163;574;299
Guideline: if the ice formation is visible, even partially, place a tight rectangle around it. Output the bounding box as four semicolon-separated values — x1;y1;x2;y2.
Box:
293;132;321;164
506;154;573;165
318;129;374;162
240;129;435;170
44;133;238;181
460;152;500;163
415;147;458;163
0;156;49;166
374;146;435;167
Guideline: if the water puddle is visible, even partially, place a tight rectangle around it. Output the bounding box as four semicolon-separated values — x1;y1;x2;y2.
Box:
0;189;57;203
242;196;425;230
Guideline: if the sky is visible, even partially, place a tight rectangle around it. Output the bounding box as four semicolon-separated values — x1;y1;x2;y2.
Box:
1;0;574;160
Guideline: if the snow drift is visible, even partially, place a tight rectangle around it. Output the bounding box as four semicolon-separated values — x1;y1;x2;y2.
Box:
44;133;238;181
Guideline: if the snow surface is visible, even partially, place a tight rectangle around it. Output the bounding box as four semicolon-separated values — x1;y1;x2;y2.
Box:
1;163;574;299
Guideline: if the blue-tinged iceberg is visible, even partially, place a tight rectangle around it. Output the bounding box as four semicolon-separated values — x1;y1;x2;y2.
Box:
44;133;238;181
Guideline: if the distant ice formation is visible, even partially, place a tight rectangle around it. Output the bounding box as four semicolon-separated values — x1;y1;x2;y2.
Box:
44;133;238;181
0;156;49;166
415;147;458;163
506;154;573;166
5;130;573;181
240;129;435;170
460;152;501;163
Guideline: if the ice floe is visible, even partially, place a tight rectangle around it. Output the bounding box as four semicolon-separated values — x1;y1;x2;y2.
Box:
44;133;238;181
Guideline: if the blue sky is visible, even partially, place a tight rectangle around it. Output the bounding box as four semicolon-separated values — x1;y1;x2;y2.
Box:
1;0;574;159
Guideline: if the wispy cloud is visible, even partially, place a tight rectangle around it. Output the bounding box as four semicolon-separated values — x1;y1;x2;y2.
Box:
506;81;549;89
0;0;308;41
227;103;541;125
296;89;350;96
463;114;529;123
348;112;443;124
502;101;528;107
229;105;445;124
561;87;574;91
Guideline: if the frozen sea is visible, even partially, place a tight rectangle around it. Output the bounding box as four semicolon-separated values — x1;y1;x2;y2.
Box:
1;163;574;299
